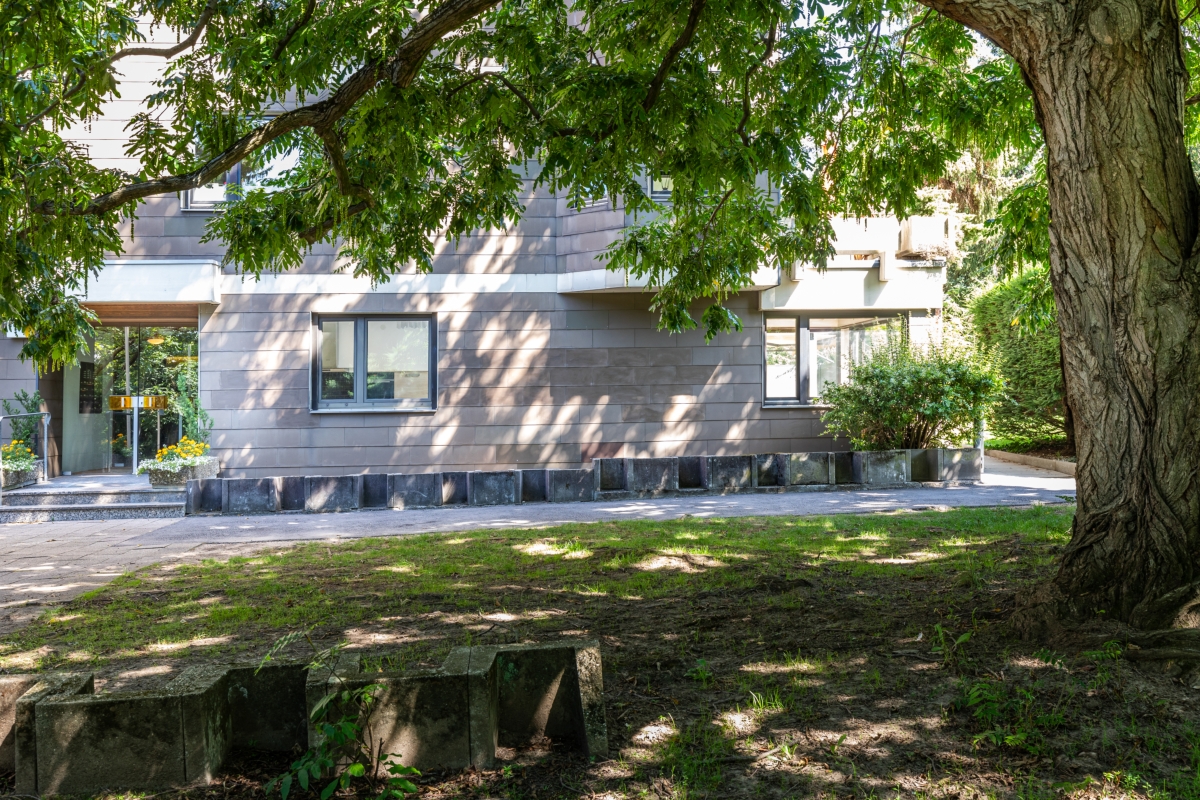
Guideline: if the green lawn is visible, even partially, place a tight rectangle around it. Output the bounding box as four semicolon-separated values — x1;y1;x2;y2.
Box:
6;505;1069;671
5;504;1198;800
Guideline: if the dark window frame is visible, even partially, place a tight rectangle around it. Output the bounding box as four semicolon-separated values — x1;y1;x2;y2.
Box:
762;312;910;408
763;314;811;406
310;314;438;412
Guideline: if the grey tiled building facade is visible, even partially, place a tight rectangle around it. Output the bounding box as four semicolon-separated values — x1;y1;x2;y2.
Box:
5;44;949;478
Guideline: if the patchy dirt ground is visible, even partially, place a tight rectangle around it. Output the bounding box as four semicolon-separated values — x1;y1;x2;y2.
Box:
3;505;1198;800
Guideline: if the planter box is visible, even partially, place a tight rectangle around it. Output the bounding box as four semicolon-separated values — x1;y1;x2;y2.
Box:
627;458;679;494
907;449;941;482
305;476;362;512
225;478;278;514
468;471;520;506
706;456;755;490
939;448;982;481
851;451;908;485
144;457;219;487
546;469;592;502
783;453;835;485
390;473;443;509
1;462;42;490
908;448;983;482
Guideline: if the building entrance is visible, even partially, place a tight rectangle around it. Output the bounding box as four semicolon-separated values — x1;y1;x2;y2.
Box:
62;326;199;474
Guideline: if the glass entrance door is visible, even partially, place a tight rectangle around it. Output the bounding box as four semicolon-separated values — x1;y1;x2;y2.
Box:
62;326;199;474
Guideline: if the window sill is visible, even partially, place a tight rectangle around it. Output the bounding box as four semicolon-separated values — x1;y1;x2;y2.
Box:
761;402;831;410
310;407;437;415
180;207;220;214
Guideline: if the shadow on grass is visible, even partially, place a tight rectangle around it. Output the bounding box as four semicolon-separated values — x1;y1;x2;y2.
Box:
3;505;1199;799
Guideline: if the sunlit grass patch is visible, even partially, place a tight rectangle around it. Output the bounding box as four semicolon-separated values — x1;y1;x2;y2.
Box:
0;505;1075;672
10;503;1198;800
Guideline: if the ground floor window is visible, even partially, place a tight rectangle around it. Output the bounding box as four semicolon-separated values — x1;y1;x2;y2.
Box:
763;314;907;405
311;315;437;411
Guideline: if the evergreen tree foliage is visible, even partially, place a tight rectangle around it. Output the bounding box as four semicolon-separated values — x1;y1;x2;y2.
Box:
971;269;1064;442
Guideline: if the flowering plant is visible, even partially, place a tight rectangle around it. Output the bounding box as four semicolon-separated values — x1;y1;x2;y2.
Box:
111;433;132;458
155;436;209;462
0;439;36;471
136;436;214;476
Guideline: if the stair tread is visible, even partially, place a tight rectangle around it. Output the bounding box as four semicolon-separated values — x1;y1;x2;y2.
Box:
0;502;183;511
6;489;182;496
2;490;186;508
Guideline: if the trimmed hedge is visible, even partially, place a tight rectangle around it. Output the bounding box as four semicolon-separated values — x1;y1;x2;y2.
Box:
971;272;1065;440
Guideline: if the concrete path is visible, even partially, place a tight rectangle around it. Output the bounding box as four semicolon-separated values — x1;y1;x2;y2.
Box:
0;460;1074;632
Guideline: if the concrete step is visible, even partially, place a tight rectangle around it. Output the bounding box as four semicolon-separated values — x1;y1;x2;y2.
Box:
0;502;184;523
1;489;185;507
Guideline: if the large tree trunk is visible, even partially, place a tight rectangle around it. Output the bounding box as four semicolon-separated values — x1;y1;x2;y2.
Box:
1058;337;1075;456
927;0;1200;631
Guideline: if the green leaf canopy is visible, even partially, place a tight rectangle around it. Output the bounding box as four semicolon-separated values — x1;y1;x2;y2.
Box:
4;0;1063;362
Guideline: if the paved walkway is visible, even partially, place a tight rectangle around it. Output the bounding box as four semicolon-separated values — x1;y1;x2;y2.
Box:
0;460;1074;632
8;472;153;493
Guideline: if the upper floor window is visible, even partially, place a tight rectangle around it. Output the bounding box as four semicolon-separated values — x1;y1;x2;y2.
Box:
311;315;437;412
182;142;300;210
763;314;905;406
650;176;673;203
571;194;610;211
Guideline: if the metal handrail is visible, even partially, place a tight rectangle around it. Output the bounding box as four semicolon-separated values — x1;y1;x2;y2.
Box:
0;412;50;506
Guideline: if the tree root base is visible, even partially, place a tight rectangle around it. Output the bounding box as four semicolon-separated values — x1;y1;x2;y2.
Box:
1012;582;1200;664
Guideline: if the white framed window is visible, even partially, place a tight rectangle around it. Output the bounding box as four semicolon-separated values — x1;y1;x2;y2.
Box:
182;133;301;210
310;315;438;412
182;165;237;210
571;194;610;211
763;313;906;406
649;175;673;202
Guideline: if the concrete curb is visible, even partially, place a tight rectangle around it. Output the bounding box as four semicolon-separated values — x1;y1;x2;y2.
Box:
986;449;1076;477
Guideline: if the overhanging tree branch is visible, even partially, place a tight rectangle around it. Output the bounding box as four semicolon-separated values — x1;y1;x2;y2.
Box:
447;71;544;122
315;126;374;207
737;18;777;147
299;200;373;244
34;0;499;218
912;0;1040;57
548;0;710;141
273;0;319;61
642;0;708;112
110;0;220;60
22;0;220;131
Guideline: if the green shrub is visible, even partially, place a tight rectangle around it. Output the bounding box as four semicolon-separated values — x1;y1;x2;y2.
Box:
971;270;1065;440
821;339;1001;450
2;389;43;444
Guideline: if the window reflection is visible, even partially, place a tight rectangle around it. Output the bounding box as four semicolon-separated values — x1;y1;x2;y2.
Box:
764;318;798;399
808;317;903;401
367;320;429;401
320;320;356;401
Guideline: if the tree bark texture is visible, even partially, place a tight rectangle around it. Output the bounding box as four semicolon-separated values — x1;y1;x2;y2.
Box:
924;0;1200;629
1059;337;1075;455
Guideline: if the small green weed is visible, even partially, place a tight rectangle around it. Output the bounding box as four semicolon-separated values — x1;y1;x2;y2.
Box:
260;633;420;800
749;687;784;713
932;623;972;668
659;719;734;795
957;678;1065;755
687;659;714;688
